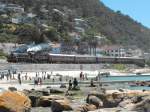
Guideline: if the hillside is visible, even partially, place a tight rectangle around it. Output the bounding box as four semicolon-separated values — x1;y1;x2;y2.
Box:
1;0;150;51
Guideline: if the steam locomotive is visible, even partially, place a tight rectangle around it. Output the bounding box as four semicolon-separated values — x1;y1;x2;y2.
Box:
7;52;145;67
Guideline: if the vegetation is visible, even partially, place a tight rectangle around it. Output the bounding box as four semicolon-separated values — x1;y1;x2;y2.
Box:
146;60;150;67
112;64;126;71
0;50;7;59
0;33;17;43
1;0;150;51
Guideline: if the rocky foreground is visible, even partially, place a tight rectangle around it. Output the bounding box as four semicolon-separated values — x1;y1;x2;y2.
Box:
0;86;150;112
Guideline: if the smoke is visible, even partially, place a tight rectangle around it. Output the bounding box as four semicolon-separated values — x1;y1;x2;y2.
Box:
27;43;51;52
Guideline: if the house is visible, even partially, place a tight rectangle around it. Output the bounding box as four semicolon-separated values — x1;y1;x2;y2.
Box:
27;13;36;18
11;14;36;24
126;47;143;58
11;17;23;24
74;18;88;29
101;45;126;57
5;4;24;13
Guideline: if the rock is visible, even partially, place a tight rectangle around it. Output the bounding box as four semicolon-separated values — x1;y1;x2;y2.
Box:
0;91;31;112
31;107;51;112
88;91;104;99
38;95;68;107
119;94;150;111
118;88;124;92
131;96;143;103
51;99;72;112
88;91;123;108
119;99;134;109
50;88;64;94
38;89;50;96
87;95;103;108
89;107;136;112
65;91;77;97
47;86;51;88
8;87;17;92
76;104;97;112
132;97;150;112
23;89;43;107
60;84;66;88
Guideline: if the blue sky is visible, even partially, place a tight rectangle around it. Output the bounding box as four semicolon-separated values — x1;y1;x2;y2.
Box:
101;0;150;28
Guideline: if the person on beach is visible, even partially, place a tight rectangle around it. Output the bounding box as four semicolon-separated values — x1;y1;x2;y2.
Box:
90;79;96;87
34;74;38;85
38;77;42;85
82;74;84;80
59;75;62;82
18;73;21;85
52;78;55;82
47;74;50;79
25;73;28;80
68;80;72;90
80;72;83;80
73;78;78;89
6;73;9;80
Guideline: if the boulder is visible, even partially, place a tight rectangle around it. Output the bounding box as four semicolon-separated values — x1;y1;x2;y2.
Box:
23;89;43;107
89;107;136;112
119;99;135;110
118;88;124;92
87;95;103;108
38;88;50;96
51;99;72;112
65;91;77;97
131;96;143;103
47;86;51;88
8;87;17;92
50;88;64;94
38;95;68;107
132;98;150;112
76;104;97;112
31;107;51;112
60;84;67;88
88;91;105;100
0;91;31;112
88;91;123;108
118;94;150;111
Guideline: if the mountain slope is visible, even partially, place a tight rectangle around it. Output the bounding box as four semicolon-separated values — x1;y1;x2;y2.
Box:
3;0;150;51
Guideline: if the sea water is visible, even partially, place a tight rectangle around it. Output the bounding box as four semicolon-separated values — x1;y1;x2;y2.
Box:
101;75;150;90
102;75;150;82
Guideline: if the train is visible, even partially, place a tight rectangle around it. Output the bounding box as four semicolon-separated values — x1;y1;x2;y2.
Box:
7;52;145;67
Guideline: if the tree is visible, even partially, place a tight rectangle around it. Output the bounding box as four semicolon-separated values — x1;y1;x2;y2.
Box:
44;26;59;42
15;24;46;44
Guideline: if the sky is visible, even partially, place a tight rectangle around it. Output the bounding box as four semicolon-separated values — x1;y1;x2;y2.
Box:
101;0;150;28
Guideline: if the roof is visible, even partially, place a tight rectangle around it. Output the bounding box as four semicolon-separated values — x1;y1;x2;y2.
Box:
101;45;124;51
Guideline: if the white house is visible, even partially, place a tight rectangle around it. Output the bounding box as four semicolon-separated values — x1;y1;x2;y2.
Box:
101;45;126;57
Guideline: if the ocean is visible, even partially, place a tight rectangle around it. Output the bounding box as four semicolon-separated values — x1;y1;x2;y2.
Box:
101;75;150;90
102;75;150;82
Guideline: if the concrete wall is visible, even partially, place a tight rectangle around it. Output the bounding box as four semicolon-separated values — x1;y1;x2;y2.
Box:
0;63;104;72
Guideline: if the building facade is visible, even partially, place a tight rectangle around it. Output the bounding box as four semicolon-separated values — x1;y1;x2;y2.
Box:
102;45;126;57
